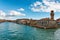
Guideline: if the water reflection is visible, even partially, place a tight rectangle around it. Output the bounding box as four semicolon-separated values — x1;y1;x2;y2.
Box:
54;29;60;40
0;22;59;40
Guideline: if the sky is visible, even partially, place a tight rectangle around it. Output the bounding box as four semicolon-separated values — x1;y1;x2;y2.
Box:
0;0;60;20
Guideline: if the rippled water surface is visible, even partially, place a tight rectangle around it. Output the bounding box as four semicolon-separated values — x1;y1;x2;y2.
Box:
0;22;60;40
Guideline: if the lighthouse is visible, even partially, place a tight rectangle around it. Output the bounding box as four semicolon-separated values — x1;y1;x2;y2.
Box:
50;10;54;20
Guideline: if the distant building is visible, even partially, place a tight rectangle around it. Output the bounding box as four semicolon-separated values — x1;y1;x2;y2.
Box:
36;18;57;28
36;18;50;26
0;19;6;23
16;19;30;24
29;19;37;26
56;18;60;24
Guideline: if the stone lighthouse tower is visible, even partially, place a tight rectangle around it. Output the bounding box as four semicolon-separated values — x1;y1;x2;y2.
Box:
50;10;54;20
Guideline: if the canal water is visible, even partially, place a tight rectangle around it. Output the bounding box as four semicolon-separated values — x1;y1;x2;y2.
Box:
0;22;60;40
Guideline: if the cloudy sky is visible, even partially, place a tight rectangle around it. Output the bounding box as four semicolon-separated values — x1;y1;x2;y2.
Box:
0;0;60;20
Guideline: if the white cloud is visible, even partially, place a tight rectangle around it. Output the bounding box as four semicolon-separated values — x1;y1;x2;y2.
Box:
0;10;26;19
18;8;24;11
0;10;6;17
33;1;42;7
0;16;16;20
10;10;25;16
0;10;6;19
0;17;5;19
30;0;60;12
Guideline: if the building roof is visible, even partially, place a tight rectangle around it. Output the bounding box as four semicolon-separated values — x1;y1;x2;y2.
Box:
39;18;51;21
56;18;60;22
